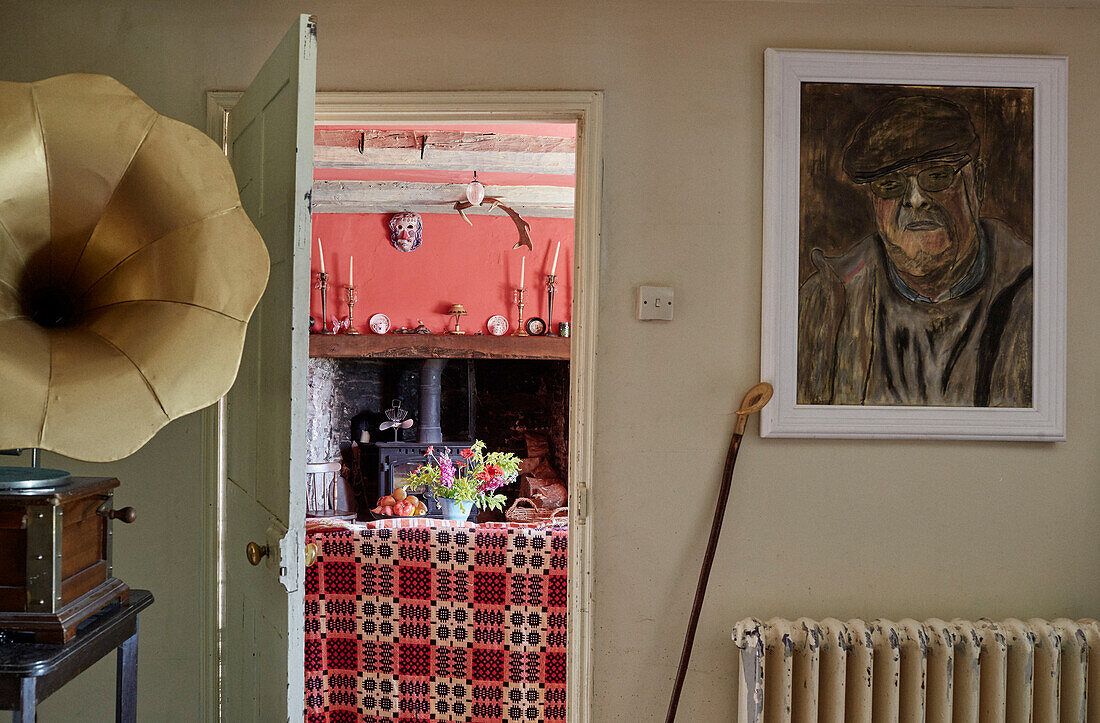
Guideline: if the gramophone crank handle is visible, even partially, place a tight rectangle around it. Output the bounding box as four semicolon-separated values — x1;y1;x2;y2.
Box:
109;507;136;523
96;503;137;523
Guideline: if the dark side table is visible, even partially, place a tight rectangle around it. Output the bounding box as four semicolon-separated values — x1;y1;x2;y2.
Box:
0;590;153;722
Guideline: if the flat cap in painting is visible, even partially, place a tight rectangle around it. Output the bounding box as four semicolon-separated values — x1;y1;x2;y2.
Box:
842;95;980;183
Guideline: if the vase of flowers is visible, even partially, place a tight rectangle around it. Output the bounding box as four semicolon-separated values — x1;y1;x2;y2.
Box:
436;498;474;520
405;441;520;521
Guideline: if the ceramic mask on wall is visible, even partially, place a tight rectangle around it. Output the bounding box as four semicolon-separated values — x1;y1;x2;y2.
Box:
389;211;423;252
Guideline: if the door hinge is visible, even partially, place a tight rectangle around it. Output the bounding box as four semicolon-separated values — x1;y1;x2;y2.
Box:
575;486;589;524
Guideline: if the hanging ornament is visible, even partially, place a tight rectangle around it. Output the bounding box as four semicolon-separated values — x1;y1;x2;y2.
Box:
465;171;485;206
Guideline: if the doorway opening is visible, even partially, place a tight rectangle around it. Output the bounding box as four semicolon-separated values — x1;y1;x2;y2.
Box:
206;90;601;722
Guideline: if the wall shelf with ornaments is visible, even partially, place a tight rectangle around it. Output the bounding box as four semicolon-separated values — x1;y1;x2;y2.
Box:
309;334;570;360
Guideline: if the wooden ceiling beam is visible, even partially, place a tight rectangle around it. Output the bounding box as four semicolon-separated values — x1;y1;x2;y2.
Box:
313;129;576;173
316;129;576;154
312;180;575;218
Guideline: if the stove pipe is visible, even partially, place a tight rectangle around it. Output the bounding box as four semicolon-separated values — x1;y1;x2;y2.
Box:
418;358;445;443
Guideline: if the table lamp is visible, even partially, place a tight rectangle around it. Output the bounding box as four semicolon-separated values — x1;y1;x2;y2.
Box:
447;304;468;335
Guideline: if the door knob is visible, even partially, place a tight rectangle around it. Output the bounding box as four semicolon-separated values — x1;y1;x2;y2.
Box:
246;541;269;566
305;542;318;568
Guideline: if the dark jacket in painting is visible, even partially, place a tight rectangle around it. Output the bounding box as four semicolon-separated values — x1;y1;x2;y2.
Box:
797;218;1032;407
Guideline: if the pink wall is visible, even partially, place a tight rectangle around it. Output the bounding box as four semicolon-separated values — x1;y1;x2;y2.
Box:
311;212;573;334
311;122;575;335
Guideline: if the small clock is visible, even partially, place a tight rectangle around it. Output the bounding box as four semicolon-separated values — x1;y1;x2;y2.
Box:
486;315;509;336
525;317;547;336
369;313;391;334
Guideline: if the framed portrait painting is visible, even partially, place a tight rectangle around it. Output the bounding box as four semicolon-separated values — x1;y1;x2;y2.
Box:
760;49;1066;440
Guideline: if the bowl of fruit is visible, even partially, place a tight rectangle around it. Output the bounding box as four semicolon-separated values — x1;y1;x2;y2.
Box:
370;486;429;519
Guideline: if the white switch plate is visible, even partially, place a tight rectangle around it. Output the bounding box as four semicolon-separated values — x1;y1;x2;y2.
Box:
637;285;674;320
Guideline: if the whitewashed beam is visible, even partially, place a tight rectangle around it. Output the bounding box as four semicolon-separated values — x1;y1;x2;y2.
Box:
312;180;575;218
320;204;575;219
314;146;575;173
317;129;576;153
313;129;576;173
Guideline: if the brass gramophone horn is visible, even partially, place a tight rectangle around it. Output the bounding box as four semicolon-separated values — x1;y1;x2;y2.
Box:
0;74;269;463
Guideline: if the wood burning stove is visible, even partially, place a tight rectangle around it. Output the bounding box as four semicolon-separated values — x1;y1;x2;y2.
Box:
367;359;476;518
373;441;475;518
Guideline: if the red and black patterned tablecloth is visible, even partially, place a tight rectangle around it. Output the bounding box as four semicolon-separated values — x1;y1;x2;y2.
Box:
305;521;568;722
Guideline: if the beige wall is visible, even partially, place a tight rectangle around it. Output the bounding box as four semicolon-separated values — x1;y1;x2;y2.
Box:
4;1;1097;720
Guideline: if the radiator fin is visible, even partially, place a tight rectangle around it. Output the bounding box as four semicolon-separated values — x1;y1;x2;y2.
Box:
733;618;1098;723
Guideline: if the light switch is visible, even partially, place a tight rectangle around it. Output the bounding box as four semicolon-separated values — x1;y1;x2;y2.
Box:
637;285;674;320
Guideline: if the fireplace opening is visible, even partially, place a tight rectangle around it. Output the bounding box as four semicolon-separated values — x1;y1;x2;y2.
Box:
307;357;569;520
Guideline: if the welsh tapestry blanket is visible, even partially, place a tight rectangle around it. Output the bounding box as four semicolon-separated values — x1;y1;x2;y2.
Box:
305;523;568;722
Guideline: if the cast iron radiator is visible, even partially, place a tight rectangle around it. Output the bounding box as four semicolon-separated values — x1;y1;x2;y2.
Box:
733;617;1099;722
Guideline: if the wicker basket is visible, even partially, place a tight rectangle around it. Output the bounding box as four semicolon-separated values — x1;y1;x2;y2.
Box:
504;497;569;526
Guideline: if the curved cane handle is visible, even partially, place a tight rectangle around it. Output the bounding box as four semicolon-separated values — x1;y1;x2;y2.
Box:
733;382;773;436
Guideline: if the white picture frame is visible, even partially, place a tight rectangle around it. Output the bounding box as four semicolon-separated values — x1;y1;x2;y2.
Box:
761;49;1066;441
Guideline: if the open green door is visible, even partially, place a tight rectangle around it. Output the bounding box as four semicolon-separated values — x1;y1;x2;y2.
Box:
222;14;316;721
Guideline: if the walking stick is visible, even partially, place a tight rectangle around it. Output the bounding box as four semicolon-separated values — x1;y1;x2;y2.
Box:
664;381;772;723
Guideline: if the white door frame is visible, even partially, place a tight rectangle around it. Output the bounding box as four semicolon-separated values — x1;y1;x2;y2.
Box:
206;90;602;722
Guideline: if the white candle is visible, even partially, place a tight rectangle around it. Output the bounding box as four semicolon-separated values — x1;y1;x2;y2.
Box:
317;237;325;274
551;240;561;276
349;255;354;287
520;256;525;288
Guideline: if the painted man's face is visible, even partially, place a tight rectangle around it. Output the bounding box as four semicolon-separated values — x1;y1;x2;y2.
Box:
868;160;983;284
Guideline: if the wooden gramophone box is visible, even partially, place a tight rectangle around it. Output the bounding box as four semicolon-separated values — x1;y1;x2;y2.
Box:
0;475;134;642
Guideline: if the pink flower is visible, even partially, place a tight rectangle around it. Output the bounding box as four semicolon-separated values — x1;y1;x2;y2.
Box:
425;446;434;456
440;456;455;488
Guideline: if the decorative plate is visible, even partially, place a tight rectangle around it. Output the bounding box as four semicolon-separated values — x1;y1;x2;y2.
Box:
486;314;509;336
525;317;547;336
369;313;390;334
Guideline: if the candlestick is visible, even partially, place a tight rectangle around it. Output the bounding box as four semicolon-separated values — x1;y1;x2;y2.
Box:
317;271;333;334
317;237;325;274
513;287;529;336
345;285;360;334
545;274;558;336
550;240;561;276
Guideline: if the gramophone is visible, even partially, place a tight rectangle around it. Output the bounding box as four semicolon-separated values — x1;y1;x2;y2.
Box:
0;74;269;642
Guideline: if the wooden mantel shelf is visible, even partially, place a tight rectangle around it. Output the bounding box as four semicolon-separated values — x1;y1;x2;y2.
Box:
310;333;570;360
